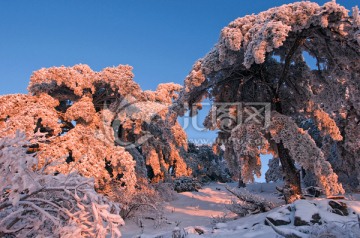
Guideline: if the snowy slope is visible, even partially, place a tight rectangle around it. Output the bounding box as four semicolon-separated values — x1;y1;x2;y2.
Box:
121;182;284;237
121;182;360;238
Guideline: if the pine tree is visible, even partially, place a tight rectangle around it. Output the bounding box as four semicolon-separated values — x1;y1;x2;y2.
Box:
0;64;190;192
176;1;360;203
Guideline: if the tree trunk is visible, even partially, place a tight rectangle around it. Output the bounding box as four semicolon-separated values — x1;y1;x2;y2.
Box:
277;141;302;203
238;159;246;188
238;173;246;188
238;179;246;188
274;90;302;203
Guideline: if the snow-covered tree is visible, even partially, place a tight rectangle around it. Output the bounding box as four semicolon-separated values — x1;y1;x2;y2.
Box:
183;142;231;183
175;1;360;203
0;132;124;237
0;64;190;192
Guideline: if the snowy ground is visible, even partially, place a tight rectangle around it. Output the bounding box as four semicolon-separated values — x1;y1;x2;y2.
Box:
121;182;360;238
121;182;285;237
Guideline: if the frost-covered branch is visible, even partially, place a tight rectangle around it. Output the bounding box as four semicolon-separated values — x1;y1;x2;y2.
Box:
0;132;124;237
226;186;274;217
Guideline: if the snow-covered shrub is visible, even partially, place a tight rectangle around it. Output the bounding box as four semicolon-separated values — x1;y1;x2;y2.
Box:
173;177;202;193
226;187;274;217
0;132;124;237
309;221;360;238
102;179;165;225
153;182;177;202
211;213;234;225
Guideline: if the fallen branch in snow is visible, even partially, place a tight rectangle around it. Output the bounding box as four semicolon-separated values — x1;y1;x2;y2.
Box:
225;186;274;217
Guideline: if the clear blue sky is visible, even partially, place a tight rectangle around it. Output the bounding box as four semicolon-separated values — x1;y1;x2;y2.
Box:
0;0;357;95
0;0;357;181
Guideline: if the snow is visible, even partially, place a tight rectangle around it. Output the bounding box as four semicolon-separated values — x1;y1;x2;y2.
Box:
120;182;360;238
294;200;319;223
214;223;228;229
121;182;284;237
266;207;291;223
